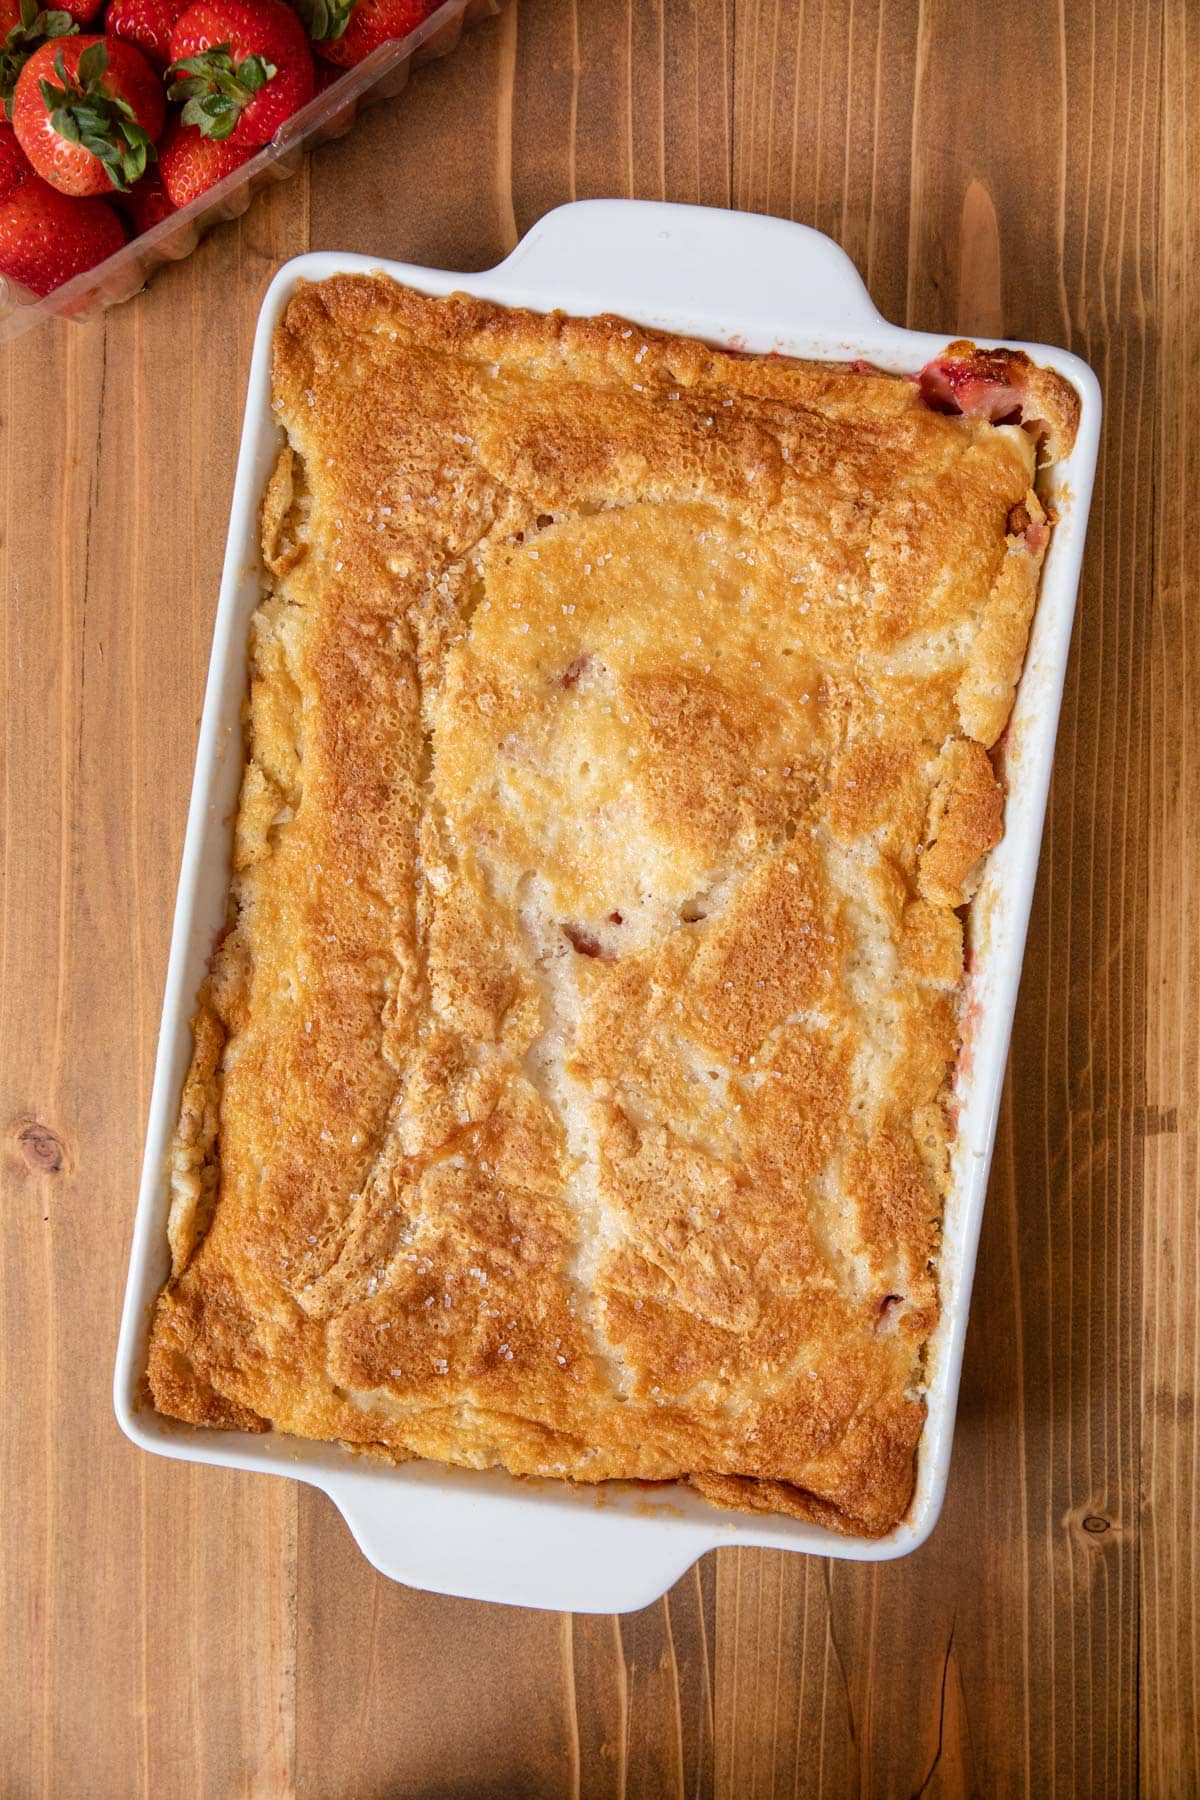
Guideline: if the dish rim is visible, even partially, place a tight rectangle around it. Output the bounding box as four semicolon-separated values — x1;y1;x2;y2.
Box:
113;198;1102;1614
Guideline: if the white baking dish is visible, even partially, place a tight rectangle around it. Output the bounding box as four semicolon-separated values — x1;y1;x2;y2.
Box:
113;200;1100;1614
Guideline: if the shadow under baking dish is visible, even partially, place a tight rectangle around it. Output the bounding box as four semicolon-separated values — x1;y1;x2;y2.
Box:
113;199;1102;1614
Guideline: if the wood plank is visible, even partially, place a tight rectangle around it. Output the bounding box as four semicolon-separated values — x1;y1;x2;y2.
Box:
510;0;732;221
1142;2;1200;1792
307;1;520;267
0;306;124;1800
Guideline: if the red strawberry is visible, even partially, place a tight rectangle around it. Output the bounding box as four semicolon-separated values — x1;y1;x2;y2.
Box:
105;0;187;68
0;168;122;291
3;0;102;28
126;158;172;227
167;0;313;147
297;0;428;69
0;115;28;195
157;113;250;205
0;0;77;118
13;36;163;193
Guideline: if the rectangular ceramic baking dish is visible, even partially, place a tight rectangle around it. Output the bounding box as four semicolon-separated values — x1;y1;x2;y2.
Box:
114;200;1101;1614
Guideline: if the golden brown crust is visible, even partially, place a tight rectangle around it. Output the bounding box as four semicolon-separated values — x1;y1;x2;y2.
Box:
146;277;1067;1535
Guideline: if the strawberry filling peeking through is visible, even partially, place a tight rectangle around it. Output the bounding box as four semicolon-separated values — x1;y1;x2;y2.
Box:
917;351;1025;427
1006;501;1049;555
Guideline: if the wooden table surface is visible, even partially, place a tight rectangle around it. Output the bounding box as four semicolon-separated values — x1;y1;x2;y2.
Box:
2;2;1196;1794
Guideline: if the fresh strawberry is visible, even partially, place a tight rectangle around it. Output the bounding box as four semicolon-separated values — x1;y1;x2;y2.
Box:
13;36;163;193
105;0;186;67
0;115;28;195
296;0;428;69
0;167;122;291
157;112;250;204
0;0;77;118
126;158;172;226
4;0;102;29
167;0;313;147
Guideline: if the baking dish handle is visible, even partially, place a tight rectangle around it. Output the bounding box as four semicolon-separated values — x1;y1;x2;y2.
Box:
323;1468;718;1614
492;198;884;335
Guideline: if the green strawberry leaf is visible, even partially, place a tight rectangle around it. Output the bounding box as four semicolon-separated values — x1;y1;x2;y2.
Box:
120;136;147;181
166;45;276;138
184;95;233;136
34;36;158;189
75;37;106;84
292;0;353;43
238;55;267;93
168;45;229;79
49;101;79;140
181;91;234;131
0;0;78;109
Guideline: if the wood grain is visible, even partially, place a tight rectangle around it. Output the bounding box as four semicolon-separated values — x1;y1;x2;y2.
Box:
0;1;1195;1794
1143;3;1200;1794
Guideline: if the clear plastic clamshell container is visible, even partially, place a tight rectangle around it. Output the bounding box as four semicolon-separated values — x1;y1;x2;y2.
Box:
0;0;507;341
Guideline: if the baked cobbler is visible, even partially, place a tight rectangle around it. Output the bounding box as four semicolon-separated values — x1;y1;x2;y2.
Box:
146;277;1077;1536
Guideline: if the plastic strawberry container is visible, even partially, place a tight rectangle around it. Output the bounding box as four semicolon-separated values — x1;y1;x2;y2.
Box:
0;0;507;340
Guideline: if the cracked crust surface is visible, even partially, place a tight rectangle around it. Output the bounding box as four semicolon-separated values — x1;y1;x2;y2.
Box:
145;275;1072;1536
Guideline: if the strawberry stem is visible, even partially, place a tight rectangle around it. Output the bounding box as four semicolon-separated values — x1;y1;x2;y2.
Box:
36;41;155;188
167;44;277;140
0;0;77;119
